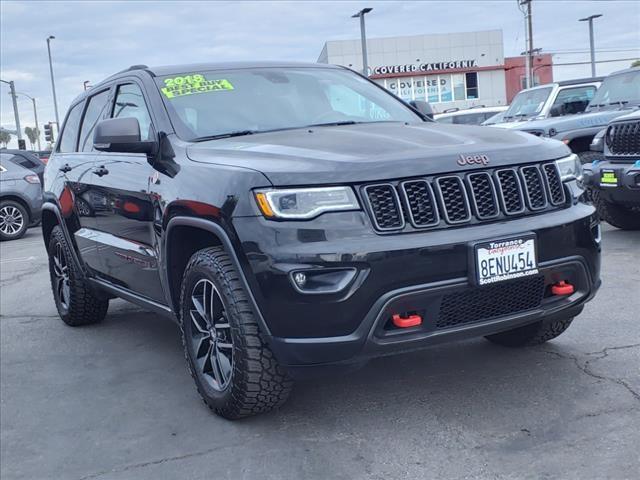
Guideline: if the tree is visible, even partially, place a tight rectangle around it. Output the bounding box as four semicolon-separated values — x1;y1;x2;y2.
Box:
631;60;640;68
24;126;40;149
0;130;11;148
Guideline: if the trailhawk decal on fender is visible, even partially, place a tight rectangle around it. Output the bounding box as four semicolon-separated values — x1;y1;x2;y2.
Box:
161;74;234;99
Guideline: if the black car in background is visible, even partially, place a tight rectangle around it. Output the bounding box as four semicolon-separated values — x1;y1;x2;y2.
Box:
42;62;600;419
584;110;640;229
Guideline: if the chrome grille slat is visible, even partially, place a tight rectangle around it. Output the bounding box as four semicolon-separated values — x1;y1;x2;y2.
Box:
495;168;525;215
520;165;548;211
435;176;471;224
542;163;566;206
400;180;439;228
467;172;499;219
362;184;405;231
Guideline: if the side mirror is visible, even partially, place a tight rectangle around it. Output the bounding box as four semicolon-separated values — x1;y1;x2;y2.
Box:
94;117;156;154
409;100;434;120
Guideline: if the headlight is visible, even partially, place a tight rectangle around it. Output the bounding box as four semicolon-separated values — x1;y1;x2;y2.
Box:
555;154;583;183
254;186;359;219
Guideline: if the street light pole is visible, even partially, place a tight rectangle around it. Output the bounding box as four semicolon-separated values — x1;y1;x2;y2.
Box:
1;79;22;142
352;8;372;77
46;35;60;127
579;14;602;77
16;92;41;150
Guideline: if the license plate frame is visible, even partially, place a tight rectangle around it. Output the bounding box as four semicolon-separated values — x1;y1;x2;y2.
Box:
471;234;539;286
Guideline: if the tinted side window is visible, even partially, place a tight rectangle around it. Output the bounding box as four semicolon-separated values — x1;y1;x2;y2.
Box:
453;112;485;125
12;155;39;169
79;90;111;152
112;84;154;141
58;102;84;153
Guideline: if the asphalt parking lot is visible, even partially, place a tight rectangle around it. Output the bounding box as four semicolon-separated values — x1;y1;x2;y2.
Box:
1;225;638;480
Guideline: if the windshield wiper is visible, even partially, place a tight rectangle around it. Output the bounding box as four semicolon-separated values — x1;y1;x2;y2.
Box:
304;120;361;128
192;130;257;142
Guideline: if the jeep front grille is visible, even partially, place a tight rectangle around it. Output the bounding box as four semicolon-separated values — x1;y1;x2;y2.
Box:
362;163;567;232
607;120;640;156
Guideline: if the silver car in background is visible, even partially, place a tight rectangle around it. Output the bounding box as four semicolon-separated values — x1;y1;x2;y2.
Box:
0;153;43;241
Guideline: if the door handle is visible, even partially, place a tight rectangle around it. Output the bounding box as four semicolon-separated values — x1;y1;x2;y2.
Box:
94;165;109;177
59;163;72;173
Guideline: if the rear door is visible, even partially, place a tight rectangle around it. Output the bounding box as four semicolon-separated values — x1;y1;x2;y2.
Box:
53;98;106;271
89;80;165;303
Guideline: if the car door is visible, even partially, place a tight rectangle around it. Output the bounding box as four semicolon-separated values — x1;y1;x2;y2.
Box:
89;80;165;303
53;98;105;271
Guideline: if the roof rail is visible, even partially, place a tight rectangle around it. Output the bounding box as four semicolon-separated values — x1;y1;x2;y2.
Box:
113;64;150;75
443;107;459;113
470;104;487;109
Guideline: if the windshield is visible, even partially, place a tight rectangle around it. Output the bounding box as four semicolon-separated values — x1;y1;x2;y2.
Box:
504;87;553;119
587;70;640;108
155;67;422;140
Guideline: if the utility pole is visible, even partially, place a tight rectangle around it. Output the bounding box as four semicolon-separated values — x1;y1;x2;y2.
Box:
46;35;60;127
1;79;23;142
352;8;373;77
518;0;533;88
16;92;41;150
579;14;602;77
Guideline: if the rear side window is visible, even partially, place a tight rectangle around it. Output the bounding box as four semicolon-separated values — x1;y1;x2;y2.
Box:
12;155;38;169
453;112;486;125
58;102;84;153
79;90;111;152
112;84;154;141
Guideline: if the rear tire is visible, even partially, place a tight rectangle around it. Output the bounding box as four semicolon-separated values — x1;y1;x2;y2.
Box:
485;316;574;347
47;226;109;326
180;246;292;419
0;200;29;241
591;189;640;230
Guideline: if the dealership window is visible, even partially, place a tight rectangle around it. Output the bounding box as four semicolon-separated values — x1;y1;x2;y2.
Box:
380;72;480;104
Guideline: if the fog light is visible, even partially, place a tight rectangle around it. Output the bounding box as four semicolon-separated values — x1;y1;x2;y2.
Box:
293;272;307;288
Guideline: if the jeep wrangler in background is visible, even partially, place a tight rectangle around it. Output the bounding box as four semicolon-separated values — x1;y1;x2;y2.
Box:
584;110;640;230
42;62;601;419
489;77;601;129
506;67;640;165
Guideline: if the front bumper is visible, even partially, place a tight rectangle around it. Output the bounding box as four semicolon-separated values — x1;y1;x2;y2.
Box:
233;202;601;367
584;159;640;205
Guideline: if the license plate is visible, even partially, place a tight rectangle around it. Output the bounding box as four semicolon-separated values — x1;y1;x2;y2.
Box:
475;236;538;285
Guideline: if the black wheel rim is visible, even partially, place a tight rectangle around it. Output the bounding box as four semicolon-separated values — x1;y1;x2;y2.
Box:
0;205;24;237
53;242;71;310
188;279;233;391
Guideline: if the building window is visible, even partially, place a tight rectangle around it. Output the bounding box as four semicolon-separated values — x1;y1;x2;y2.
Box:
465;72;479;99
452;74;465;101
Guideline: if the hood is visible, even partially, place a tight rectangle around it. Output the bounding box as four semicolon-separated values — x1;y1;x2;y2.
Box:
488;120;528;130
187;122;570;186
512;106;640;136
610;110;640;123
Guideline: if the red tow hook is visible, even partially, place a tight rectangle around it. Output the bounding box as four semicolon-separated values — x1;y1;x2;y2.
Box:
392;313;423;328
551;281;575;296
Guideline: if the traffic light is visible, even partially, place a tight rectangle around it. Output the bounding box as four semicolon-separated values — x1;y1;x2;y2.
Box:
44;122;54;143
17;139;26;150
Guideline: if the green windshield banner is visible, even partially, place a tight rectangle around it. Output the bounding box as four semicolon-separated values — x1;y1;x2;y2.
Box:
161;74;234;99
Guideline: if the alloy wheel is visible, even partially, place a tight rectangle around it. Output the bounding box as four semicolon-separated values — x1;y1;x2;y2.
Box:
188;279;234;391
52;242;71;310
0;206;24;237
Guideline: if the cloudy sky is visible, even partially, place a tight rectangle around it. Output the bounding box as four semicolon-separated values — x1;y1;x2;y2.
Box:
1;0;638;148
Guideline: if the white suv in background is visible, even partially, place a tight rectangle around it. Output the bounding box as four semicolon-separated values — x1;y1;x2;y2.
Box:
489;77;602;129
434;105;508;125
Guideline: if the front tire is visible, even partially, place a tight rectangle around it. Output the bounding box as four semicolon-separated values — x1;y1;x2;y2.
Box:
180;246;292;419
0;200;28;241
47;226;109;326
591;189;640;230
485;316;574;347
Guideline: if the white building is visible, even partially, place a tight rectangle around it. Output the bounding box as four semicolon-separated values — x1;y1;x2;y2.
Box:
318;30;508;112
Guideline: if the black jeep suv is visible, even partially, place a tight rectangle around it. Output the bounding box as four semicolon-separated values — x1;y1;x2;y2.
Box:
584;110;640;229
42;62;601;419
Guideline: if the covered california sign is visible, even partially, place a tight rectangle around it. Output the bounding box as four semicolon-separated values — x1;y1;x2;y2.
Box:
373;59;477;76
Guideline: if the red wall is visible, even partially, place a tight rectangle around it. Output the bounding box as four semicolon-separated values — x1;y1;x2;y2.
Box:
504;55;553;103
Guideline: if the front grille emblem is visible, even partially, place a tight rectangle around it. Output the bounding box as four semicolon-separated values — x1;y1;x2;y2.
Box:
458;154;490;166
